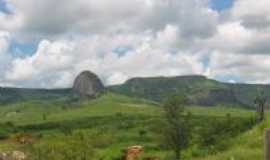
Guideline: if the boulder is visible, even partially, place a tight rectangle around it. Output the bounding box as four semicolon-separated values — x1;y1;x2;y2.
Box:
73;71;104;99
122;145;143;160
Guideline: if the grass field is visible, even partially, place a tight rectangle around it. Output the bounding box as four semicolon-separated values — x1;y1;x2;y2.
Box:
0;93;264;160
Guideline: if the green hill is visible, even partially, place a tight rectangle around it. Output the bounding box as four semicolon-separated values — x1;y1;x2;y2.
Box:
109;75;270;107
195;115;270;160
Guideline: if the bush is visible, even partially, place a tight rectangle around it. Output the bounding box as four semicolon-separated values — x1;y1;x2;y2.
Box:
30;135;95;160
0;130;9;140
198;116;255;154
60;125;72;136
138;129;147;137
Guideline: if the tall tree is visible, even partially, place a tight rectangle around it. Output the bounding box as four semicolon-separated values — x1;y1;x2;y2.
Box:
163;96;190;160
254;90;267;122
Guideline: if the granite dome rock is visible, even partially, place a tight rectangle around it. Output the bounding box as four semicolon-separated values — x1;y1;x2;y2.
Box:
73;71;104;98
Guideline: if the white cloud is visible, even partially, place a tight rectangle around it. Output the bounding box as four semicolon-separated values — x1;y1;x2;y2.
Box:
201;0;270;83
0;31;13;86
0;11;23;31
207;51;270;84
231;0;270;30
106;72;128;85
3;0;218;42
205;21;253;52
0;31;10;54
0;0;270;88
0;31;11;65
5;39;75;87
5;25;205;88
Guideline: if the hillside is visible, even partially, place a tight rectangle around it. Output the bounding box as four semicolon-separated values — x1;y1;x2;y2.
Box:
0;93;257;160
109;75;270;107
0;87;72;104
196;115;270;160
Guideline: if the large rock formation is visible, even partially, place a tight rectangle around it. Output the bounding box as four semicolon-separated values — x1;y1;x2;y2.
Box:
73;71;104;99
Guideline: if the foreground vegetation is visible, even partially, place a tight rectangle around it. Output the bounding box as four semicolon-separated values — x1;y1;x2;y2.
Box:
0;93;264;159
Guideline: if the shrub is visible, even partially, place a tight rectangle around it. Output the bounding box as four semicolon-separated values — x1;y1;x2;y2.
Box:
0;130;9;140
30;136;95;160
139;129;147;137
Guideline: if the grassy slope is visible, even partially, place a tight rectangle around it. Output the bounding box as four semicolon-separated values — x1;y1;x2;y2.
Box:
0;94;165;159
0;93;253;125
0;93;159;125
0;93;261;159
196;116;270;160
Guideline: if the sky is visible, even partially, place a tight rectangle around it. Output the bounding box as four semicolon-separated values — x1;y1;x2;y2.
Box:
0;0;270;88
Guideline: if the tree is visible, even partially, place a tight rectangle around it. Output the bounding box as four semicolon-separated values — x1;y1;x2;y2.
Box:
42;114;47;121
254;90;267;122
163;96;190;160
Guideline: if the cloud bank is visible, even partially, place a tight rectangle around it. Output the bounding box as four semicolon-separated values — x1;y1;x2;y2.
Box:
0;0;270;88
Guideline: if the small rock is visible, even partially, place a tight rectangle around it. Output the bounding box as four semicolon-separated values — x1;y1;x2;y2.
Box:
11;151;26;160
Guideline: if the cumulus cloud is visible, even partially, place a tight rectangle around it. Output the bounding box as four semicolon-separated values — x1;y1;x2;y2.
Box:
203;0;270;83
207;51;270;84
231;0;270;30
0;31;13;86
5;25;205;88
0;0;270;88
0;31;12;65
4;0;218;41
6;39;75;87
0;31;9;53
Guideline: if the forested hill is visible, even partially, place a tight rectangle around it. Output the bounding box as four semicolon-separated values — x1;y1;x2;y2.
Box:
109;75;270;107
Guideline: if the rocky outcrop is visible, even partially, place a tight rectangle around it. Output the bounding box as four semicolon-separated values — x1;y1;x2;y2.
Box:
73;71;104;99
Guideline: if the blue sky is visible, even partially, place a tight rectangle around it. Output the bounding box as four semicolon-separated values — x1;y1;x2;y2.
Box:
0;0;11;14
8;40;38;57
210;0;234;11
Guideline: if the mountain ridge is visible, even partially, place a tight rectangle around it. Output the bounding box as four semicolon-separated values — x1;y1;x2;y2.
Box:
0;74;269;107
109;75;270;107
